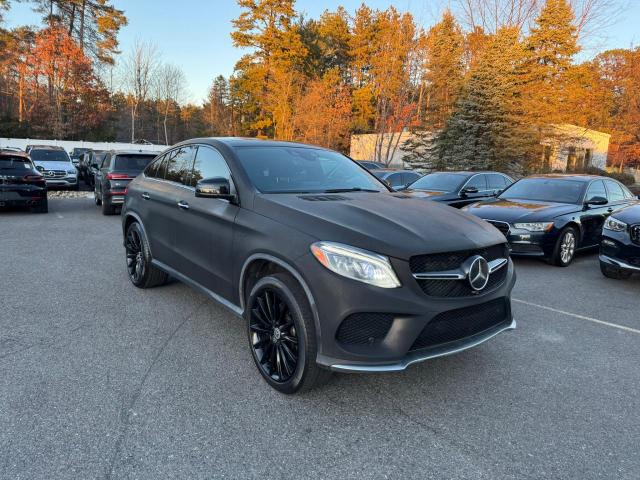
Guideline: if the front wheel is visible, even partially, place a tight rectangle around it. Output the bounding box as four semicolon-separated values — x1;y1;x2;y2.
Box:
246;273;331;394
550;226;578;267
94;187;102;206
600;261;632;280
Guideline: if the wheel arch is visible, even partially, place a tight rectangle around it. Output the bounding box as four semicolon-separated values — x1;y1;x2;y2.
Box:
239;254;322;345
122;212;152;255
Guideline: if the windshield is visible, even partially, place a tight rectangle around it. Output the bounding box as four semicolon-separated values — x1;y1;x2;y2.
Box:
499;178;585;204
114;154;156;172
407;172;467;192
30;149;70;163
0;157;32;170
235;146;386;194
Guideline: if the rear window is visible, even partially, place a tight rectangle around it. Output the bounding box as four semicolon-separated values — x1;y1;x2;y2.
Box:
113;154;156;172
0;157;32;170
29;149;70;162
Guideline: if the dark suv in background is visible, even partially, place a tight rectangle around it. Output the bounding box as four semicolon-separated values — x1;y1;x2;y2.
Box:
121;138;516;394
94;150;157;215
0;150;47;213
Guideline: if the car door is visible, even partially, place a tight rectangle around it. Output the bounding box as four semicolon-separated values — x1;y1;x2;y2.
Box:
173;145;240;300
95;154;110;197
581;180;610;246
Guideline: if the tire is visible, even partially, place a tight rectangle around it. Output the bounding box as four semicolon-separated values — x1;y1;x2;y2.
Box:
102;198;115;215
125;222;168;288
94;187;102;206
72;182;79;191
31;198;48;214
246;273;331;394
550;226;578;267
600;261;632;280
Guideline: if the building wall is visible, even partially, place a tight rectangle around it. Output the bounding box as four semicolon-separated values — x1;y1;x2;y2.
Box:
1;137;167;154
349;132;413;167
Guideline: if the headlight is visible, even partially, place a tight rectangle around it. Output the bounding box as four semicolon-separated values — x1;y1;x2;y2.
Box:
310;242;401;288
513;222;553;232
67;169;77;175
604;216;627;232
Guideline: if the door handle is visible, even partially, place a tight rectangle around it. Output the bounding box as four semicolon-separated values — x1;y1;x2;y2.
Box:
141;192;150;200
177;201;190;210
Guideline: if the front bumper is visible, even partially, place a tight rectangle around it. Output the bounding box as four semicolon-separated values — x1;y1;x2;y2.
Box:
45;177;77;187
501;228;557;257
600;231;640;273
296;252;517;372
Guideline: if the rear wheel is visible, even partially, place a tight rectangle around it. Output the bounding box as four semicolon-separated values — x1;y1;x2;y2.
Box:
101;196;115;215
31;198;48;214
125;222;168;288
600;261;632;280
550;226;578;267
94;187;102;206
247;273;331;394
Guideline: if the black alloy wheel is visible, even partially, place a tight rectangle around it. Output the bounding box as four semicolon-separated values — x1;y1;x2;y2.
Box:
124;222;168;288
246;273;331;394
249;287;299;383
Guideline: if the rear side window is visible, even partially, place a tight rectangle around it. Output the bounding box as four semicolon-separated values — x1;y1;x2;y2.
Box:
188;146;230;187
487;174;508;189
605;180;626;202
404;172;421;185
102;154;111;168
145;153;166;178
164;147;195;185
114;154;157;173
386;173;405;187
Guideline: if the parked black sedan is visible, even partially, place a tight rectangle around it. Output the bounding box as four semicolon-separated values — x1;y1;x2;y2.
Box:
0;150;48;213
599;204;640;279
464;175;638;266
401;171;514;208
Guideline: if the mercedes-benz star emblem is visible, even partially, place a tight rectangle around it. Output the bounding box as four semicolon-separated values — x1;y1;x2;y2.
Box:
47;171;55;177
468;255;490;291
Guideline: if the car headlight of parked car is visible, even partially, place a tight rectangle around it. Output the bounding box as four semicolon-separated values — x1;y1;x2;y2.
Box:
310;241;401;289
67;169;77;175
513;222;554;232
604;216;627;232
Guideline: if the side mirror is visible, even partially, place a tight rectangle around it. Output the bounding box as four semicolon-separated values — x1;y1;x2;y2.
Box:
461;186;479;196
195;177;235;201
586;196;608;206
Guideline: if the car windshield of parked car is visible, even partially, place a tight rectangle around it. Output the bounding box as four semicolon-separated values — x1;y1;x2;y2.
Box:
29;149;69;162
235;147;386;194
499;178;585;204
406;173;467;192
114;154;156;172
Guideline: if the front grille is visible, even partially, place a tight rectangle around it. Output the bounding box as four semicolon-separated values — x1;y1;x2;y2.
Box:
487;220;510;237
409;298;509;352
631;225;640;245
510;243;543;254
335;313;394;345
410;244;509;298
44;170;66;179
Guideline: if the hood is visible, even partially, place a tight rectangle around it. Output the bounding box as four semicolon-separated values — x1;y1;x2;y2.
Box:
399;189;458;201
33;160;74;171
464;198;580;222
609;203;640;224
253;192;505;260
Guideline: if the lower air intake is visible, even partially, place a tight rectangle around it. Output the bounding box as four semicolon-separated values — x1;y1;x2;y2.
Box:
336;313;394;345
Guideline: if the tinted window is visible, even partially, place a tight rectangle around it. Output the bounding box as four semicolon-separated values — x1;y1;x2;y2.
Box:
403;172;421;185
189;146;230;187
102;154;111;168
386;173;405;187
605;180;626;202
408;173;467;192
465;175;487;190
487;174;508;189
0;157;32;170
114;154;157;174
145;153;166;178
235;147;383;193
29;149;70;162
164;147;195;185
586;180;607;201
500;178;585;204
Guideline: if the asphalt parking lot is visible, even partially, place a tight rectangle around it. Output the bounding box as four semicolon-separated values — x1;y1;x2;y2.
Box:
1;198;639;480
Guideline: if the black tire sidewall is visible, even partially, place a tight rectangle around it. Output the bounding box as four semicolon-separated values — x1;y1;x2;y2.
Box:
246;275;311;394
126;223;151;287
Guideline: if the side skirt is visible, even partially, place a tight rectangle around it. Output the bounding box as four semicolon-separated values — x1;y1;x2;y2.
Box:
151;259;244;318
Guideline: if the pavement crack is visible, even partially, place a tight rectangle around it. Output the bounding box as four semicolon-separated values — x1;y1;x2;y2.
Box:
104;300;205;480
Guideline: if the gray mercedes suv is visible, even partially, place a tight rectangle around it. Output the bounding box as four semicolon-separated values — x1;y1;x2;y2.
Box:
121;138;516;393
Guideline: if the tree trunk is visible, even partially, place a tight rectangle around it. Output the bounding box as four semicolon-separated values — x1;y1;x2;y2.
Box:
131;104;136;143
79;0;86;51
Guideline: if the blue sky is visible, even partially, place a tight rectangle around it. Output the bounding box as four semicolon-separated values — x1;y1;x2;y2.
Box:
5;0;639;103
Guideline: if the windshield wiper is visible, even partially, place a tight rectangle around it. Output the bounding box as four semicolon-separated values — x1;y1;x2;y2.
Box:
322;187;380;193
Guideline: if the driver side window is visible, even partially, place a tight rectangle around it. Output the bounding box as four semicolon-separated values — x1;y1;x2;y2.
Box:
188;146;231;187
586;180;607;201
